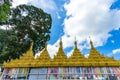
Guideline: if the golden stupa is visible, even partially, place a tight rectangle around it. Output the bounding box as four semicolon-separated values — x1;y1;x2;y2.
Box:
2;38;120;68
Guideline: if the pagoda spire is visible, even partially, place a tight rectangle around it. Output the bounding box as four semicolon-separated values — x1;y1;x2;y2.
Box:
45;42;48;50
74;37;78;49
54;38;67;59
88;37;102;60
74;40;82;54
58;38;64;54
53;38;67;66
60;38;63;47
68;39;86;66
89;36;94;49
25;42;34;58
30;42;33;50
38;42;51;60
33;42;51;67
70;39;84;59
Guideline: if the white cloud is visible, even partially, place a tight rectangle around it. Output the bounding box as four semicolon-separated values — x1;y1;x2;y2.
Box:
12;0;57;12
111;40;115;43
85;54;89;58
66;49;74;58
35;40;60;59
62;0;120;51
35;49;44;59
56;12;61;19
12;0;29;7
112;48;120;54
27;0;57;13
47;40;60;58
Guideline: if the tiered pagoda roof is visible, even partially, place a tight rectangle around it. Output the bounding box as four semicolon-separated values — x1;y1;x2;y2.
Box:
52;39;67;66
2;39;120;68
69;41;86;66
33;43;51;67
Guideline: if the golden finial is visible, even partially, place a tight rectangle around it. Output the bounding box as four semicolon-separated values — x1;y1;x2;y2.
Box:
45;42;48;50
26;42;34;57
74;37;78;49
30;42;34;50
58;38;64;50
60;38;62;46
89;36;94;48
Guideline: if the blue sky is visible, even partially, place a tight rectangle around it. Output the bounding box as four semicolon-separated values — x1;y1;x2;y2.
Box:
12;0;120;60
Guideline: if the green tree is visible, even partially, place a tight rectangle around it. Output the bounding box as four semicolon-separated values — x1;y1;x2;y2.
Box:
0;29;19;63
0;4;52;63
0;0;11;23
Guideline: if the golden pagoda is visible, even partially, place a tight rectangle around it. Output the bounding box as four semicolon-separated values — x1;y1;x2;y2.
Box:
87;38;105;66
87;38;119;67
88;38;102;59
33;43;51;67
52;39;67;67
2;38;120;68
68;40;86;66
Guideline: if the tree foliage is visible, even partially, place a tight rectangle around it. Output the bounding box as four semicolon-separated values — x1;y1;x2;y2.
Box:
0;0;11;23
0;29;19;63
0;4;52;63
